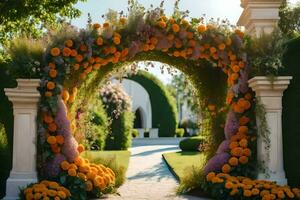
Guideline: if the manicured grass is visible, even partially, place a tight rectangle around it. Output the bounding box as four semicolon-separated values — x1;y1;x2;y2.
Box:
82;150;131;170
82;150;131;188
163;151;207;180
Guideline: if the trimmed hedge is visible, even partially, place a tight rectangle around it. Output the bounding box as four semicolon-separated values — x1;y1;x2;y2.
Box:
105;111;134;150
175;128;185;137
128;70;178;137
0;65;16;198
282;36;300;187
179;136;204;151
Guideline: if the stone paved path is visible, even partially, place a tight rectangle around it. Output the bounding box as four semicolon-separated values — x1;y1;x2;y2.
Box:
103;138;210;200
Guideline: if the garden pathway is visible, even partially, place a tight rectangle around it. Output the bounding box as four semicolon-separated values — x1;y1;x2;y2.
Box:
103;138;210;200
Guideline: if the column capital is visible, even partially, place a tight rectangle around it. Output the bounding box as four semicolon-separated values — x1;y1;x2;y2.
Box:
248;76;292;97
238;0;283;37
4;79;40;106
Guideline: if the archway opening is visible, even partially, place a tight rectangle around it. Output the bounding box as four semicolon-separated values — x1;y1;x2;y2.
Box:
134;107;143;129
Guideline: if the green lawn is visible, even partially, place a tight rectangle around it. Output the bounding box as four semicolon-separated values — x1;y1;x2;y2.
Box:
163;151;207;180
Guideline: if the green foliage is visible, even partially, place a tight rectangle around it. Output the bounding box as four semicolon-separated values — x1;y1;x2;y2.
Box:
105;111;134;150
131;129;139;138
249;29;288;77
175;128;185;137
177;166;206;194
58;172;87;200
0;0;84;46
282;36;300;187
179;136;204;151
4;37;44;78
279;1;300;37
127;70;178;137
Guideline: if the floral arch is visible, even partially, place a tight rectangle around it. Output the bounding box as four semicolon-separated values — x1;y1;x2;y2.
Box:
33;5;298;199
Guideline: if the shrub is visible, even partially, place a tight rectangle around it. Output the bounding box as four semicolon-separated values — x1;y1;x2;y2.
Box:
131;129;139;138
177;166;206;194
127;70;178;137
175;128;185;137
179;136;204;151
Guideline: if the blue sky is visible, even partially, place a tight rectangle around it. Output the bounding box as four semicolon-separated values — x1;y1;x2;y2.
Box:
71;0;299;83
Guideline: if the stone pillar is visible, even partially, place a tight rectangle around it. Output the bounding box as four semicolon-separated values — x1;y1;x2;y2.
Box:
237;0;283;37
248;76;292;185
4;79;40;200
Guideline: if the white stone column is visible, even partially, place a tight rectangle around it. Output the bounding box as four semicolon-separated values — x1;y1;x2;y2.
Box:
4;79;40;200
237;0;282;37
248;76;292;185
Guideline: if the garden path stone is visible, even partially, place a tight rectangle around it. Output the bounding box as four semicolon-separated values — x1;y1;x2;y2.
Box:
102;138;210;200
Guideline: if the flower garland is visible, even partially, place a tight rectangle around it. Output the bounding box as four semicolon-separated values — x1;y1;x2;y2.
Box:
35;5;300;199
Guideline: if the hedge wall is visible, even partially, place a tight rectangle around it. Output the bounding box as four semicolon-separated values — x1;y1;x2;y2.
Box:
282;36;300;187
127;70;178;137
0;66;16;198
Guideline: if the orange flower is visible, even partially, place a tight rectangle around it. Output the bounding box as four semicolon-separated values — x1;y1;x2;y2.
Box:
49;69;57;78
77;144;85;153
197;24;206;33
79;44;87;52
210;47;217;54
167;34;174;41
64;39;73;48
235;29;244;38
245;93;252;100
232;65;240;73
103;22;109;28
218;43;226;50
206;172;216;181
222;164;231;173
93;23;101;29
61;161;70;170
208;104;216;111
47;81;56;90
68;168;77;177
226;38;232;46
187;32;193;39
75;54;84;62
229;141;239;149
49;62;56;69
239;138;248;148
243;148;251;157
158;21;166;28
48;122;57;132
85;180;93;191
70;49;78;57
51;144;61;154
244;190;252;197
230;73;239;81
43;114;53;124
173;51;180;57
45;91;52;97
62;90;69;102
225;181;234;189
231;147;243;157
239;156;249;164
73;63;80;71
229;157;239;166
113;36;121;45
121;48;129;58
172;24;180;33
188;39;196;47
50;47;60;57
56;135;64;145
230;188;239;196
238;126;248;134
239;116;250;125
47;136;57;145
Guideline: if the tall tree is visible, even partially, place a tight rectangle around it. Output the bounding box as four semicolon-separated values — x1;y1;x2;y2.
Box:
279;0;300;37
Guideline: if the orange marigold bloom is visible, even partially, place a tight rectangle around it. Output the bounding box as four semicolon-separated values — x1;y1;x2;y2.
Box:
244;189;252;197
43;114;53;124
232;65;240;73
47;136;57;145
239;156;249;164
243;148;252;157
49;62;56;69
187;32;194;39
197;24;206;33
103;22;109;28
61;161;70;170
121;48;129;57
158;21;166;28
68;168;77;177
79;44;87;52
47;81;56;90
70;49;78;57
231;147;243;157
222;164;231;174
167;34;175;41
239;126;249;134
230;188;239;196
51;144;61;154
239;138;248;148
209;47;217;54
229;157;239;166
239;116;250;125
74;156;83;166
172;24;180;33
93;23;101;29
45;91;52;97
49;69;58;78
62;90;69;102
50;47;60;57
77;144;85;153
56;135;64;145
113;36;121;45
64;39;73;47
229;141;239;149
252;188;260;195
218;43;226;50
75;54;84;62
230;73;239;81
48;122;57;132
206;172;216;181
226;38;232;46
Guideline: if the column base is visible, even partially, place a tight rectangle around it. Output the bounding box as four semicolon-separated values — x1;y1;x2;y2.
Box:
258;171;287;186
4;171;37;200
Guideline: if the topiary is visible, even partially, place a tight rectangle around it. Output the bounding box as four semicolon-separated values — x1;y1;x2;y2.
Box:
179;136;204;151
175;128;185;137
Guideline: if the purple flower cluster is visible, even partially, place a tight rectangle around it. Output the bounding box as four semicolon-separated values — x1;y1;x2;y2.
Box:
204;153;230;175
224;109;239;139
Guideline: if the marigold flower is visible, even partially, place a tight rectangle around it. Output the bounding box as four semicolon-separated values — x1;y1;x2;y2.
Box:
43;114;53;124
47;81;56;90
79;44;87;52
64;39;73;48
47;136;57;145
51;144;61;154
239;138;248;148
74;156;83;166
222;164;231;174
48;122;57;132
49;62;56;69
56;135;64;145
239;116;250;125
49;69;58;78
77;144;85;153
229;157;239;166
113;36;121;45
62;90;69;102
70;49;77;57
232;65;240;73
244;189;252;197
172;24;180;33
229;141;239;149
239;156;249;164
230;188;239;196
243;148;251;157
158;21;166;28
231;147;243;157
61;161;70;170
252;188;260;195
45;91;52;97
197;24;206;33
68;168;77;177
50;47;60;57
239;126;248;134
93;23;101;29
103;22;109;28
206;172;216;182
75;54;83;62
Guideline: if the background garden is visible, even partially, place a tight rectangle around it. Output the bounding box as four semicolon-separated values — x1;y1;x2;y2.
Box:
0;0;300;199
